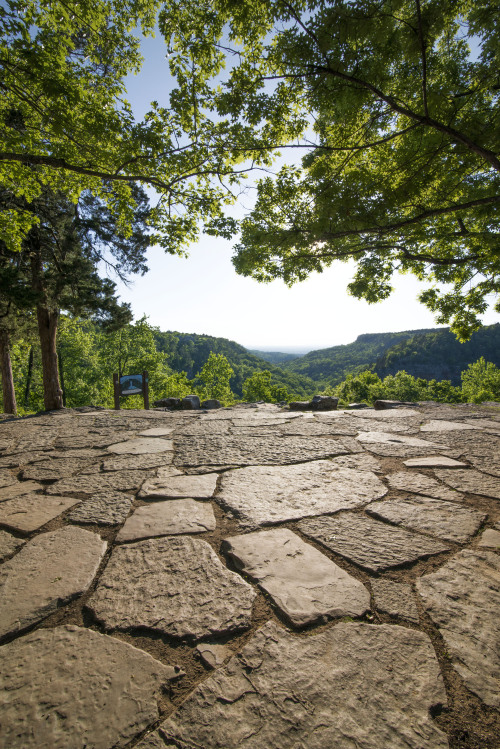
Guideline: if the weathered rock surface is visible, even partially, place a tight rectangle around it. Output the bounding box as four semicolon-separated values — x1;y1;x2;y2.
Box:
138;427;173;437
139;472;218;499
101;453;174;472
434;468;500;499
417;550;500;707
371;579;419;623
218;461;387;527
356;431;449;457
201;399;222;410
478;528;500;547
0;480;43;502
196;643;230;669
311;395;339;411
224;528;369;625
299;512;449;571
0;493;79;533
174;434;353;467
420;420;478;432
107;437;174;455
0;530;24;560
46;470;149;495
159;620;448;749
21;457;96;481
117;499;216;541
0;624;182;749
66;492;133;526
367;497;486;544
88;536;256;641
403;456;468;468
387;470;464;501
374;399;419;409
0;527;106;638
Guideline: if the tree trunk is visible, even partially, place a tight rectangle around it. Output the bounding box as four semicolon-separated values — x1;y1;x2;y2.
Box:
37;306;63;410
0;329;17;415
58;349;66;406
24;346;34;408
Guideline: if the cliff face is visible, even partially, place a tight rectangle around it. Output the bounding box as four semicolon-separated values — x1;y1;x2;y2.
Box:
374;325;500;385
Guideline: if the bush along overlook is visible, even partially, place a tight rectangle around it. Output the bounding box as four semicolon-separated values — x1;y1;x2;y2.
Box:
3;319;500;414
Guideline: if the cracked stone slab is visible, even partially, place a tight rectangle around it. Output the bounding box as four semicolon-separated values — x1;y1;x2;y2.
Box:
139;472;218;500
159;620;448;749
66;492;133;526
0;624;183;749
329;452;382;472
367;497;486;544
387;471;465;501
218;461;387;528
434;469;500;499
277;417;358;436
0;470;17;488
0;526;106;638
116;499;216;542
101;452;174;472
299;513;449;572
0;530;24;560
21;457;96;481
417;550;500;707
351;408;420;418
356;431;450;457
403;456;468;469
138;427;174;437
54;432;137;449
371;579;419;623
420;420;479;432
468;455;500;478
174;434;353;467
46;470;149;496
0;493;79;533
87;536;256;641
478;529;500;548
223;528;370;626
0;480;43;502
107;437;174;455
196;643;231;669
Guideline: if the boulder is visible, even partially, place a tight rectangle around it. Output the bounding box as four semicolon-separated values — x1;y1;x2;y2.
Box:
153;398;181;409
311;395;339;411
348;402;369;409
182;395;201;410
289;401;312;411
200;399;221;410
374;399;419;410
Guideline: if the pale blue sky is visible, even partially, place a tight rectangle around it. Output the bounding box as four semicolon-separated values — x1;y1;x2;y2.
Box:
115;32;498;352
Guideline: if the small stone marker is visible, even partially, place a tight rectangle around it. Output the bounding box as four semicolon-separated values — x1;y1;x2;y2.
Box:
0;493;79;533
139;472;218;499
478;528;500;548
434;468;500;499
417;549;500;707
387;471;464;501
0;526;106;638
218;461;387;527
403;456;467;468
299;512;449;572
371;579;419;623
224;528;370;626
88;536;256;641
107;437;174;455
66;492;133;526
196;643;230;669
0;624;183;749
367;497;486;544
0;530;24;560
159;621;448;749
116;499;216;542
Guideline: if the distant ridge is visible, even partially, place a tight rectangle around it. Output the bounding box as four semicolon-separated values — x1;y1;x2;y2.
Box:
249;350;301;365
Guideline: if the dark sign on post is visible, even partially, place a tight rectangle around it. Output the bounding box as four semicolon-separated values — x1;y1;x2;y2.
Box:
113;371;149;410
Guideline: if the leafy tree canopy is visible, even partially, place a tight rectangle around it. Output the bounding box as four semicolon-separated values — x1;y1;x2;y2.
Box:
162;0;500;339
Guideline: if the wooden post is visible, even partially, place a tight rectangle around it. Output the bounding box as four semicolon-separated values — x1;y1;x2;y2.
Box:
142;370;149;410
113;373;120;410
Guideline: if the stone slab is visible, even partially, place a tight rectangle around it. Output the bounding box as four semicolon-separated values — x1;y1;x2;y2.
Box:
107;437;174;455
174;434;352;467
0;470;17;488
468;455;500;478
351;408;420;418
0;493;79;533
371;579;419;623
88;536;256;641
159;620;448;749
387;471;464;501
368;497;486;544
218;461;387;528
101;453;174;472
21;457;95;481
356;431;449;457
434;469;500;499
46;470;149;495
116;499;216;542
0;527;106;638
66;492;133;526
0;624;182;749
0;530;24;560
329;453;383;472
420;420;479;432
478;529;500;548
0;480;43;502
299;513;449;572
196;643;231;669
223;528;370;626
417;550;500;707
403;456;468;468
138;427;174;436
135;733;176;749
139;472;218;499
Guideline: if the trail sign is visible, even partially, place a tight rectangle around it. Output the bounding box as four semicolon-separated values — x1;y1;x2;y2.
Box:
113;371;149;410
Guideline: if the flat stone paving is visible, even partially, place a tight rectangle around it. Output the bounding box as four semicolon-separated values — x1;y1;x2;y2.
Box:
0;402;499;748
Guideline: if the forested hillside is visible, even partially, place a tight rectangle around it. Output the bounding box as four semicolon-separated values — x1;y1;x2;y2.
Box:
280;330;437;385
374;324;500;385
154;331;316;398
249;350;300;365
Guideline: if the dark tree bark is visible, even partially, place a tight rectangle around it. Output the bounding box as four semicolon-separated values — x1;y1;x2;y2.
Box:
58;349;66;406
36;305;63;410
0;329;17;415
24;346;34;407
